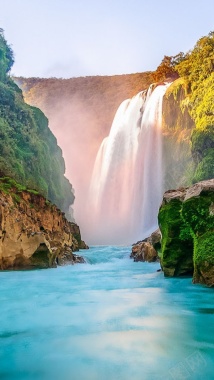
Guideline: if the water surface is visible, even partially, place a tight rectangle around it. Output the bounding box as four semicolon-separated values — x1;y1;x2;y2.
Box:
0;246;213;379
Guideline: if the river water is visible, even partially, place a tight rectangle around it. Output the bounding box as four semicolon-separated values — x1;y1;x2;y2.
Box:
0;246;213;379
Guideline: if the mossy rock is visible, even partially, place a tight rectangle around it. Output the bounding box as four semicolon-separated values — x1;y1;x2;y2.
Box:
193;232;214;286
182;189;214;286
158;197;193;277
182;191;214;235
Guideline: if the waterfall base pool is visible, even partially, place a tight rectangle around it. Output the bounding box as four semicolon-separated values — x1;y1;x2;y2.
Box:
0;246;213;379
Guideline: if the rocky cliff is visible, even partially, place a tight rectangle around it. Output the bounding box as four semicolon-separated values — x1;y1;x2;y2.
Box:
162;79;195;190
0;30;75;219
158;179;214;286
0;178;88;270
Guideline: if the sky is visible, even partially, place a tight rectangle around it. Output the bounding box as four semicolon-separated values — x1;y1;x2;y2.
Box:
0;0;214;78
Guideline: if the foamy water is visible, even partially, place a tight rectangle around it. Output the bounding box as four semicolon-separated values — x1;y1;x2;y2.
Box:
0;246;213;379
86;84;170;245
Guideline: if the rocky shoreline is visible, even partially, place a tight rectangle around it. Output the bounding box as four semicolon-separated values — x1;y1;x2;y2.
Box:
131;179;214;287
0;180;88;270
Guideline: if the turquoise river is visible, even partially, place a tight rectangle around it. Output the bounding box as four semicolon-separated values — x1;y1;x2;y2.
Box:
0;246;214;379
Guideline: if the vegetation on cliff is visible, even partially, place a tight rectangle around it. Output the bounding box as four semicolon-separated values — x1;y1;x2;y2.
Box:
0;29;74;215
175;31;214;183
16;32;214;190
15;72;152;150
161;32;214;184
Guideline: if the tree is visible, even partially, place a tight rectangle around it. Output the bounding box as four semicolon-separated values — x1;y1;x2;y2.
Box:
0;28;14;81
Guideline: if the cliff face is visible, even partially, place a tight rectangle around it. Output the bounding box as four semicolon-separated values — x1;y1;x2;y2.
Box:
0;182;87;270
158;179;214;286
162;80;196;190
0;30;75;219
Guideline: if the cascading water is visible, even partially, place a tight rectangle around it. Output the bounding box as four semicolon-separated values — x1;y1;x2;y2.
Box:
87;83;171;245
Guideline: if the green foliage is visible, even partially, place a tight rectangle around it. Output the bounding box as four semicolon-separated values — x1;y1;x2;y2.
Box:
165;78;186;100
173;32;214;182
0;28;14;81
193;149;214;182
14;72;152;147
190;73;214;129
14;31;214;189
175;32;214;89
191;125;214;181
0;32;74;213
151;53;185;83
12;193;21;203
0;177;30;194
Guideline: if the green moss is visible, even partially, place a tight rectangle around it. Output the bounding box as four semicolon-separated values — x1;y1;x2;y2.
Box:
182;192;214;236
194;231;214;265
181;189;214;286
12;193;21;203
193;149;214;182
27;189;39;195
191;126;214;182
158;199;193;276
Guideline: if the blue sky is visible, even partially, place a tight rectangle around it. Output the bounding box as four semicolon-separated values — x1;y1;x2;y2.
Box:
0;0;214;78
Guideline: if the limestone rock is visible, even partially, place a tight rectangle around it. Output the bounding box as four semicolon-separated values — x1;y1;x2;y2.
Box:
0;188;87;270
146;229;162;252
69;223;89;251
131;229;161;263
131;241;159;262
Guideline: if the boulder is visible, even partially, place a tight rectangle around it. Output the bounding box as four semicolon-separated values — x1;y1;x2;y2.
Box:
0;187;87;270
158;179;214;286
131;241;159;262
158;188;194;277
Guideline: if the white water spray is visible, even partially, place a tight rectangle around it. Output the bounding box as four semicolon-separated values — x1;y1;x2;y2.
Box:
87;83;170;244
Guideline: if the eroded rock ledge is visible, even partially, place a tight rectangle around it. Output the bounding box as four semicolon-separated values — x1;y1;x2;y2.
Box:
158;179;214;286
0;187;88;270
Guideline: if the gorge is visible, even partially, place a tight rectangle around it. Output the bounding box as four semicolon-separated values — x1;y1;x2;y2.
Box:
18;78;196;245
0;25;213;380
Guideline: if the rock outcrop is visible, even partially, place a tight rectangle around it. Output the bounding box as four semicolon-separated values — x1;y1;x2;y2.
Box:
131;241;158;262
131;229;160;262
158;179;214;286
0;184;88;270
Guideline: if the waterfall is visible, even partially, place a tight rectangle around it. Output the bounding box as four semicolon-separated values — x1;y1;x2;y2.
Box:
87;83;170;245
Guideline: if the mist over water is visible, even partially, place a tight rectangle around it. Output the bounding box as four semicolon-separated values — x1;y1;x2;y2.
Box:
1;246;213;380
20;79;171;245
85;84;170;244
